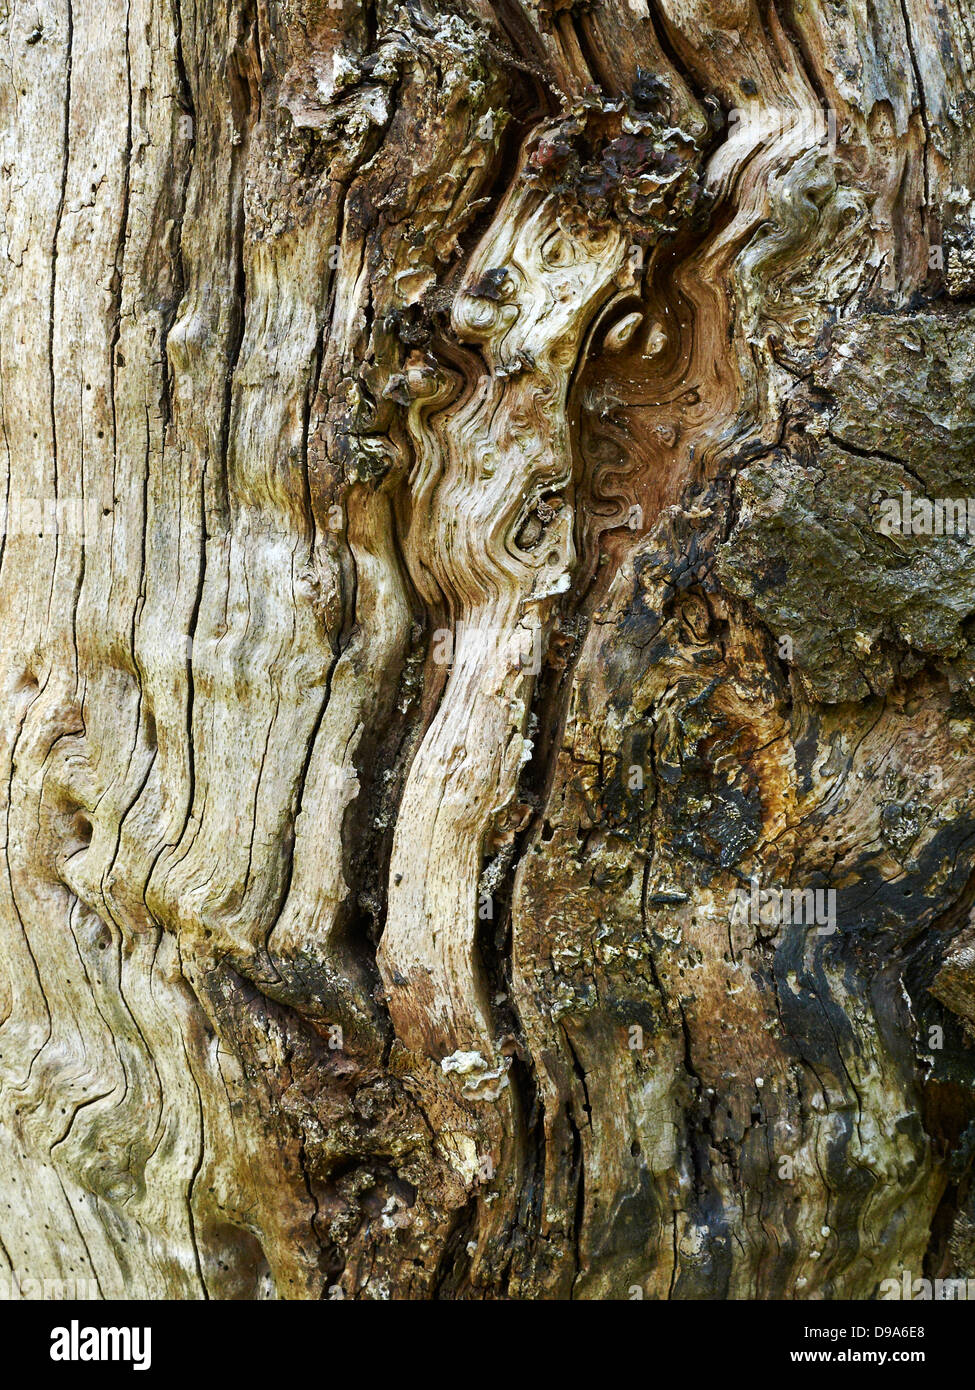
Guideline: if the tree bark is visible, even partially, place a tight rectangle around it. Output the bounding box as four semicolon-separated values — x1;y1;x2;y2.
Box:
2;0;975;1300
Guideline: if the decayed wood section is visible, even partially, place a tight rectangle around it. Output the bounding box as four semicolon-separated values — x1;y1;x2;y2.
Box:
1;0;975;1299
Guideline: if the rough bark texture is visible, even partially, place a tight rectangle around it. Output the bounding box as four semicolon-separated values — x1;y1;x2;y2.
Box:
2;0;975;1300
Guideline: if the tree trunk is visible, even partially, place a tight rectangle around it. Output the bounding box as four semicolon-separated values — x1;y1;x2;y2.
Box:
2;0;975;1301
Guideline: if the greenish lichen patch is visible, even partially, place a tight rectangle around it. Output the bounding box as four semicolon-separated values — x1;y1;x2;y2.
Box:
822;306;975;476
719;307;975;703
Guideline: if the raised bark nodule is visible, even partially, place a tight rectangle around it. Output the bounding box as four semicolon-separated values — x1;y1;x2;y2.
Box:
2;0;975;1300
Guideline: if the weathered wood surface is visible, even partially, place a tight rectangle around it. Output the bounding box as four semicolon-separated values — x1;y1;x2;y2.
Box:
1;0;975;1298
